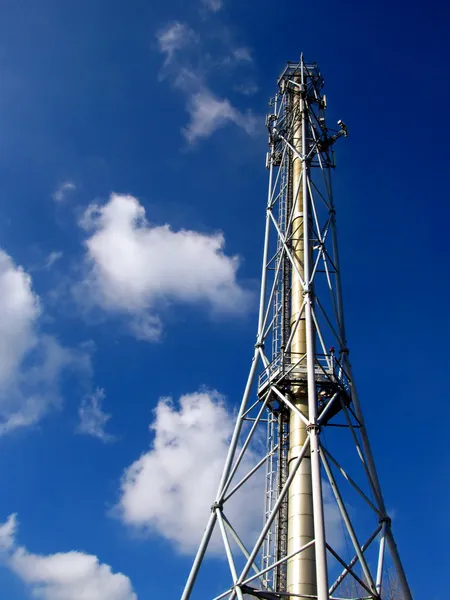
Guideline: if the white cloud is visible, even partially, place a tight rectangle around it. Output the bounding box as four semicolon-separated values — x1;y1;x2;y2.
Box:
0;249;91;435
45;251;63;269
127;313;162;343
0;514;16;551
183;88;257;143
116;390;263;555
0;335;83;436
78;193;248;339
201;0;223;12
231;47;252;63
116;389;345;557
0;514;136;600
235;82;259;96
52;181;76;203
0;251;39;385
77;388;114;442
156;22;197;66
218;46;254;71
156;23;257;143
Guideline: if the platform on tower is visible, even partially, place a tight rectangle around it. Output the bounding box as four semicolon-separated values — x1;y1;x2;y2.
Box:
257;352;351;422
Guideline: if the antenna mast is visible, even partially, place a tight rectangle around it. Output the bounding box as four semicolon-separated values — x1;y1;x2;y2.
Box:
181;57;412;600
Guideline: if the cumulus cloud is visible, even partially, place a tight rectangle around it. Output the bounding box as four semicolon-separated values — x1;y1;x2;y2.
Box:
78;193;248;340
0;514;136;600
183;89;257;143
52;181;76;203
0;249;91;434
156;22;197;66
116;389;345;556
77;388;114;442
116;390;263;554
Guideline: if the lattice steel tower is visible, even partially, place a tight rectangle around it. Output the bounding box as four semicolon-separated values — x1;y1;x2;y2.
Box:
181;57;412;600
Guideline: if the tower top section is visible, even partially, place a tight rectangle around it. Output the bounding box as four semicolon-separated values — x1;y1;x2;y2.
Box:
267;58;347;172
277;60;324;93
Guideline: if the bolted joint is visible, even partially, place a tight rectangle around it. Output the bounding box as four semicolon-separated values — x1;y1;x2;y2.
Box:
306;423;321;435
340;346;349;354
379;515;392;527
211;501;223;513
255;342;265;349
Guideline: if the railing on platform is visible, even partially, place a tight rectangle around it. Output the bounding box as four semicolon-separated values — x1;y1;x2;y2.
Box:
258;352;351;395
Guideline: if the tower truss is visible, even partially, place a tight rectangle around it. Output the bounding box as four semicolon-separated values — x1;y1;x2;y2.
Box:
181;57;412;600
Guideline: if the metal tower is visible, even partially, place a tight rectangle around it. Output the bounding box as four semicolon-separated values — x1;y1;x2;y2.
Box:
181;57;412;600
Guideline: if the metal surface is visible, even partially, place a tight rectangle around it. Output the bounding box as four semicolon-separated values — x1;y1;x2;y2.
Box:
287;64;316;599
180;56;413;600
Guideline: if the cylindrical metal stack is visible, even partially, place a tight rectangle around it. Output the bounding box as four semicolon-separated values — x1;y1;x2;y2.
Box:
286;81;316;598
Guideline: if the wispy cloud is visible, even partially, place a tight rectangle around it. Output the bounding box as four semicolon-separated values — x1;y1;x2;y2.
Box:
235;82;259;96
183;88;257;143
52;180;76;203
201;0;223;12
0;514;136;600
0;249;91;435
225;46;253;64
155;21;257;143
77;388;114;442
156;22;197;66
45;251;63;269
233;47;252;62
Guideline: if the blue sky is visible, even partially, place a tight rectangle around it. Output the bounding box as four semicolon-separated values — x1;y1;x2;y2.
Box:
0;0;447;598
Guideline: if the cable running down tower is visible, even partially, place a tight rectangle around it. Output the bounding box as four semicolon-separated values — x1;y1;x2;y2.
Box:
181;57;413;600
